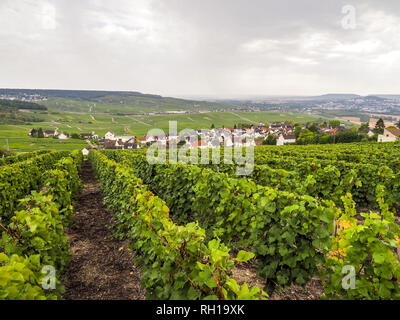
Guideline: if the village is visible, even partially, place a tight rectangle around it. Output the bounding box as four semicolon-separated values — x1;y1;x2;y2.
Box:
28;122;299;150
27;120;400;153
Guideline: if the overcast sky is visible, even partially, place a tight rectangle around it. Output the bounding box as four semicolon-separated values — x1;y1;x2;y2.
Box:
0;0;399;97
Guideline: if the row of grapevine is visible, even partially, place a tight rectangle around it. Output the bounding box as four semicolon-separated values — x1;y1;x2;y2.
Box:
251;156;400;210
103;150;337;287
152;141;400;169
162;146;399;210
0;151;82;300
105;148;400;299
254;141;400;158
324;190;400;299
0;150;50;167
203;159;399;211
88;150;267;300
113;148;400;211
0;151;71;223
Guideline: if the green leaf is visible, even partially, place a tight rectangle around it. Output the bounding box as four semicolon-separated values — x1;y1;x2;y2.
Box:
235;250;255;262
373;252;385;264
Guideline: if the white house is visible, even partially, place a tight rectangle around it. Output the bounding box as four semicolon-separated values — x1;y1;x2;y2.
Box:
58;133;69;140
105;131;115;140
145;134;167;145
277;134;296;146
145;134;157;143
104;130;136;145
233;137;254;147
223;136;234;147
378;128;400;142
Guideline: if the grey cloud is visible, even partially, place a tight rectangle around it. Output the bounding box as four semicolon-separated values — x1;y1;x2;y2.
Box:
0;0;399;96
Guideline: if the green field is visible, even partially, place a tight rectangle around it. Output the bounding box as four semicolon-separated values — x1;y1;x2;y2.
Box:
0;127;87;152
40;96;239;114
0;109;321;152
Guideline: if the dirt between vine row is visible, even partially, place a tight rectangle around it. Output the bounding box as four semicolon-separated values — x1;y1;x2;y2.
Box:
61;160;146;300
231;263;324;300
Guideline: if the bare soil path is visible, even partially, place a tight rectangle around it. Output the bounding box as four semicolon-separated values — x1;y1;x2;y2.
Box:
62;160;145;300
232;262;324;300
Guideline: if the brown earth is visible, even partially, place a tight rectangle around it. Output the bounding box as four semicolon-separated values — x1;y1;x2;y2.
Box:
61;160;146;300
231;262;324;300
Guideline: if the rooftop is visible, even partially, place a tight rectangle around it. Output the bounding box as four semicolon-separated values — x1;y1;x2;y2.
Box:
386;127;400;137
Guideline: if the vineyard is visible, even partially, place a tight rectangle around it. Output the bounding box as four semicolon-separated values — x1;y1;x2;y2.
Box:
0;149;82;299
1;141;400;300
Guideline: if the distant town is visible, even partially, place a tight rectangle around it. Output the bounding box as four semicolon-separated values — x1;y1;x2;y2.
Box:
27;118;400;153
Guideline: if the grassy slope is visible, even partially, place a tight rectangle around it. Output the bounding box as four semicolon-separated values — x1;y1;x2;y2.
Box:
40;96;239;114
0;126;87;153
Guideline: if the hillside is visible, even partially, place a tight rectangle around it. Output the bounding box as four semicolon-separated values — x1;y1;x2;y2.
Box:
0;99;46;125
0;89;241;114
0;99;47;110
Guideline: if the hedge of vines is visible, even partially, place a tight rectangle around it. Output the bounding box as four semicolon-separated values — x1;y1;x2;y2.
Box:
0;150;50;167
0;151;71;224
104;148;400;299
0;150;82;300
103;150;337;288
89;150;267;300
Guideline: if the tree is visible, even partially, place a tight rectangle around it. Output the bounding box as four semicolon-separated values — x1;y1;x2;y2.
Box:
211;123;215;129
297;129;317;145
375;118;385;134
308;123;318;133
351;126;358;133
358;122;370;133
37;128;44;138
263;135;277;145
234;124;237;130
396;121;400;129
71;133;81;139
360;134;369;142
329;120;341;127
294;125;302;138
30;128;38;138
336;130;361;143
